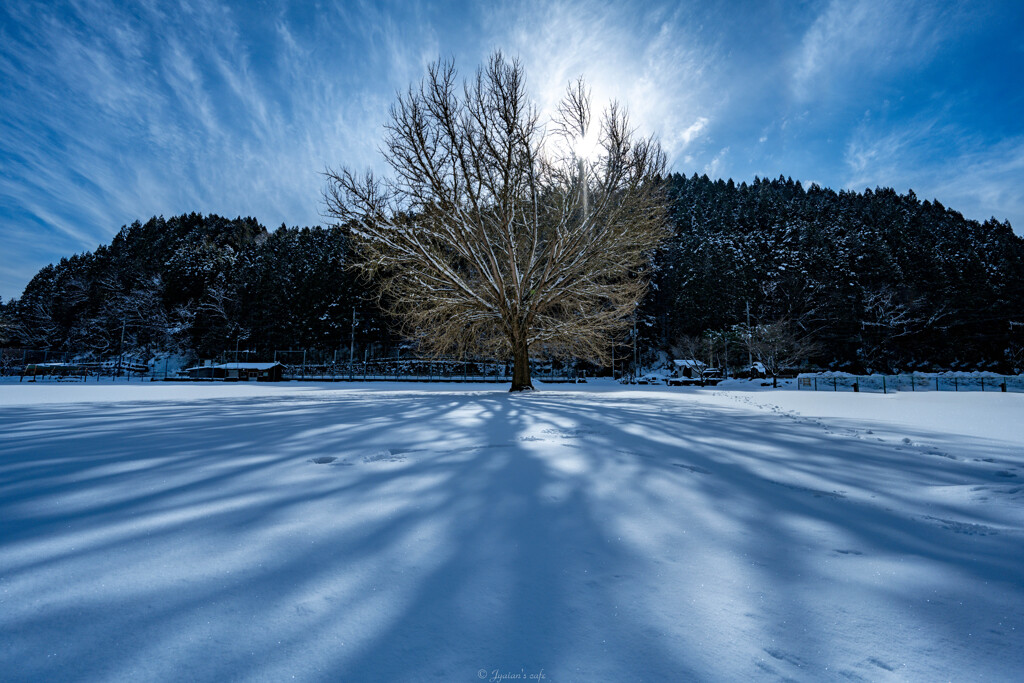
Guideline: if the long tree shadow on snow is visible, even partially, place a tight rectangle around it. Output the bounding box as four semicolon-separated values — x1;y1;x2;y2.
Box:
0;387;1021;681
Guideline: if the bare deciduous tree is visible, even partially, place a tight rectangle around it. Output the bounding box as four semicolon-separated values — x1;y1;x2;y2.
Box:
856;287;922;372
670;334;720;386
745;320;820;387
323;54;669;390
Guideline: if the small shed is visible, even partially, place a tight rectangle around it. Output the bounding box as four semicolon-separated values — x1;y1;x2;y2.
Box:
672;359;708;379
216;362;285;382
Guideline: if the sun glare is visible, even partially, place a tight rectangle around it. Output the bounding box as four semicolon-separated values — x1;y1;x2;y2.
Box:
574;126;603;163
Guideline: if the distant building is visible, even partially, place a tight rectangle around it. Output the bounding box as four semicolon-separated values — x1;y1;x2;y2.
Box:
671;359;707;379
183;362;284;382
219;362;284;381
667;359;722;386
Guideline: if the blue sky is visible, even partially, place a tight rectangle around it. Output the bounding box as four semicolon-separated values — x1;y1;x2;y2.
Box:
2;0;1023;300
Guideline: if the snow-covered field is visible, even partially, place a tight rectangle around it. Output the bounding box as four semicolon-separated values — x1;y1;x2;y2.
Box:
1;380;1022;681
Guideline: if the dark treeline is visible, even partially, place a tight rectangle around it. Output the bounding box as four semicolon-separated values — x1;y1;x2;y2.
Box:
2;173;1023;371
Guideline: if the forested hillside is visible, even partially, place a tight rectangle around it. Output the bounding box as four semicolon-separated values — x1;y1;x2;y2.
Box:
3;175;1023;372
646;174;1024;371
1;213;391;361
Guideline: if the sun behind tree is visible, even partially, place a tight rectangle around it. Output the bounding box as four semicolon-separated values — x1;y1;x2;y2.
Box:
323;53;670;391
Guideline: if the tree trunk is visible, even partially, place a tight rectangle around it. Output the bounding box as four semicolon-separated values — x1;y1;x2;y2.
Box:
510;339;534;392
772;374;778;388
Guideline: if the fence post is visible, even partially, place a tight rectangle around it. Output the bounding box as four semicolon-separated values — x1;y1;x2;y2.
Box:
954;377;958;392
882;376;886;394
833;378;837;392
981;377;985;392
936;376;939;391
814;377;817;391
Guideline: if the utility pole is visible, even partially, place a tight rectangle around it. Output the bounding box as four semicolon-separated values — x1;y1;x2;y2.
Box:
350;307;356;363
746;300;753;368
118;318;126;379
724;335;729;379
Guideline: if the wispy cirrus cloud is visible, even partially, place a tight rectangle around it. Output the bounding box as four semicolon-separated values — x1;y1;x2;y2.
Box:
845;117;1024;225
791;0;958;101
0;0;437;298
0;0;1022;300
479;0;719;163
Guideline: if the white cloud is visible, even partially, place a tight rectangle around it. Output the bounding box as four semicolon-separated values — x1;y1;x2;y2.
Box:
705;147;729;178
479;0;718;163
792;0;957;101
1;0;1019;299
844;120;1024;230
678;117;710;147
0;0;445;297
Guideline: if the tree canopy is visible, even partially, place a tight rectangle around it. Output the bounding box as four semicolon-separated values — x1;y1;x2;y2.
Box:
323;54;669;390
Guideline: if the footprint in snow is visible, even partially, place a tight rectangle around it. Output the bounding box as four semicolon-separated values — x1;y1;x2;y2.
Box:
833;549;864;556
771;481;846;498
363;449;406;463
925;515;998;536
309;456;354;466
763;648;805;668
541;428;602;438
929;451;958;460
672;463;711;474
866;657;897;672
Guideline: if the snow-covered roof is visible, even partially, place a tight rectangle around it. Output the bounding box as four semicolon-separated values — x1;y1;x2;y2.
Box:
215;362;283;370
672;359;707;368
